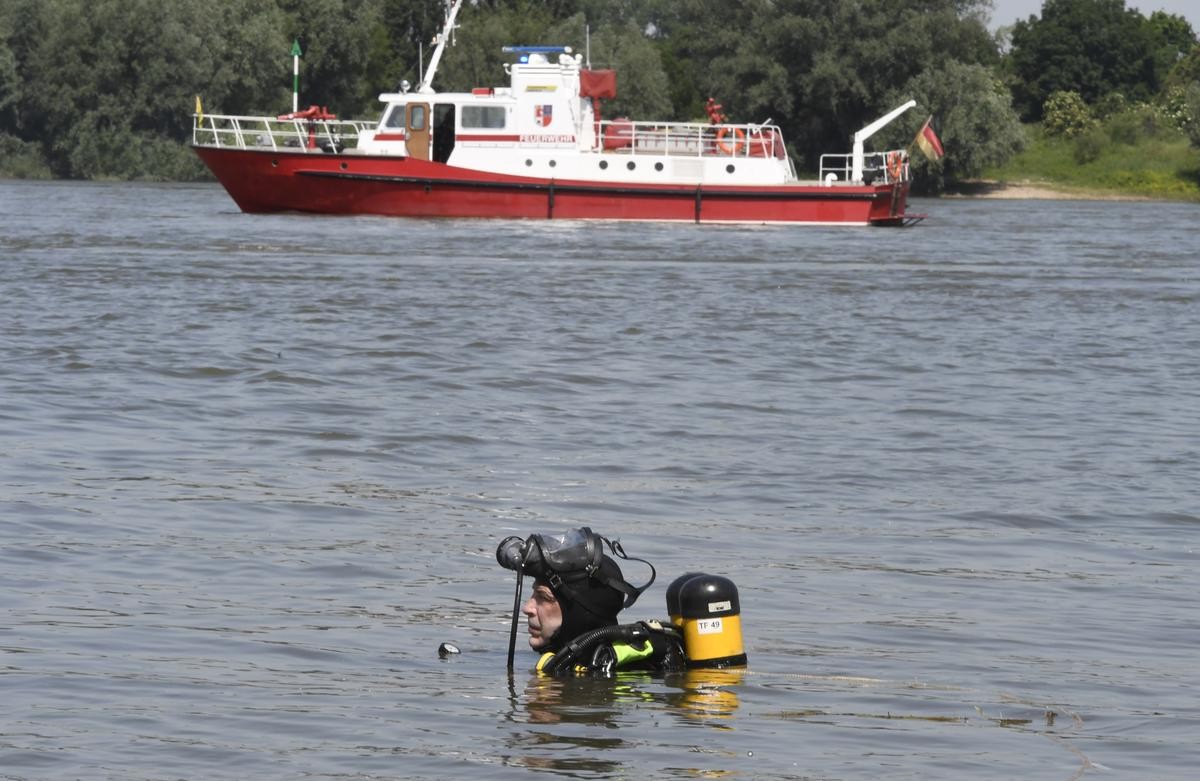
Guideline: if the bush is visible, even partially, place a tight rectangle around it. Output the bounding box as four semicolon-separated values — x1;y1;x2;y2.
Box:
1106;104;1166;145
1073;126;1107;164
1094;92;1129;120
56;119;209;181
1163;46;1200;92
1161;86;1195;132
0;134;51;179
1043;91;1096;137
1180;83;1200;147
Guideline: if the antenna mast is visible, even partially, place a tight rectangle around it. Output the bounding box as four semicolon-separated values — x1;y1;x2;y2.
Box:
418;0;463;94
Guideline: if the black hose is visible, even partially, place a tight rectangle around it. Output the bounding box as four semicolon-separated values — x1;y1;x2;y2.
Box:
541;622;650;675
506;569;523;671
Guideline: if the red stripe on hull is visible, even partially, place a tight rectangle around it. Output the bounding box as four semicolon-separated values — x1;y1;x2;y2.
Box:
193;146;910;225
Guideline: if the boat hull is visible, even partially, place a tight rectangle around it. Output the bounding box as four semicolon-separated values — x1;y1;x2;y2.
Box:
194;146;911;226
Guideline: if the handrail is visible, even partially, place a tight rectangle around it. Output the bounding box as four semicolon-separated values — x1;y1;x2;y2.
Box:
191;113;377;153
594;118;794;171
820;150;909;185
191;111;804;178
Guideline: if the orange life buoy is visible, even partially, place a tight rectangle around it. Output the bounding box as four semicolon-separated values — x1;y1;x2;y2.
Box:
716;126;747;156
886;151;903;181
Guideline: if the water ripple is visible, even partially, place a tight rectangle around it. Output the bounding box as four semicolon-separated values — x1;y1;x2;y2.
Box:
1;182;1197;780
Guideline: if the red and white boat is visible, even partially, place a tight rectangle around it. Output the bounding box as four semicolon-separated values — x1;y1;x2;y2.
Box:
193;1;923;226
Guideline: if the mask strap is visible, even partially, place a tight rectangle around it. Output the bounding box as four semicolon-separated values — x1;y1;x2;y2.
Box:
603;537;656;608
575;526;604;576
528;530;657;612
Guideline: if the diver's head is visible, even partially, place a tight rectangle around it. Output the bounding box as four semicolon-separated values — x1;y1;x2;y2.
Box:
522;556;626;651
497;527;654;653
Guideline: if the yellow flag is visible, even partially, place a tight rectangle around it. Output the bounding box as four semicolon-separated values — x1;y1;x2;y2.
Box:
194;95;204;123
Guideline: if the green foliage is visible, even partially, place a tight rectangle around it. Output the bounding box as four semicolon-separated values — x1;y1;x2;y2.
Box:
1093;92;1129;120
1160;86;1193;133
1163;45;1200;90
1073;126;1105;163
63;122;209;180
1147;11;1199;86
0;132;51;178
656;1;1003;172
1161;43;1200;144
1008;0;1193;120
0;25;17;128
279;0;386;116
1042;90;1096;137
984;119;1200;200
1106;103;1167;144
578;20;672;119
882;60;1026;193
0;0;298;177
1182;83;1200;147
0;0;1190;186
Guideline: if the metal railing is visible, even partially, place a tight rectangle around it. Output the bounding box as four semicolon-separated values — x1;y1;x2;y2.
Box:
820;150;909;185
596;118;793;167
192;113;377;153
189;111;805;180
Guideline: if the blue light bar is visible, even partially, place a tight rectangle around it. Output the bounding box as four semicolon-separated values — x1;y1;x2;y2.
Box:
501;45;573;55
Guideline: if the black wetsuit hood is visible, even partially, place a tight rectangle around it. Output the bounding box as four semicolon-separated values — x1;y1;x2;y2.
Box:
540;554;625;653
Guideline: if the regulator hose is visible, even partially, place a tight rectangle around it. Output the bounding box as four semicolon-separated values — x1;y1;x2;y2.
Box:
541;622;652;676
506;567;524;671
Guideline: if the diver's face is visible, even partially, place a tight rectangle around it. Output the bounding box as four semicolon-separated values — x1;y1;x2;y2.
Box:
522;583;562;650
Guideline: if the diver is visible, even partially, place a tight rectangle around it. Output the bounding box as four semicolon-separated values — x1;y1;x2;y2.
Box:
496;527;687;676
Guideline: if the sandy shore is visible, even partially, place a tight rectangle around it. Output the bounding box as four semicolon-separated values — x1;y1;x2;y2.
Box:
942;179;1152;201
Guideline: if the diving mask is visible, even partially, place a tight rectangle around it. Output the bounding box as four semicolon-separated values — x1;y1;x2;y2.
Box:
496;526;654;609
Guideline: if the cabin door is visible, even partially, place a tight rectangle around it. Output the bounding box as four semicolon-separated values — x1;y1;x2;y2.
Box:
406;103;430;160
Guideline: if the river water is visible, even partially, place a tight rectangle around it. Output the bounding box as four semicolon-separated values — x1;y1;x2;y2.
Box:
1;180;1197;780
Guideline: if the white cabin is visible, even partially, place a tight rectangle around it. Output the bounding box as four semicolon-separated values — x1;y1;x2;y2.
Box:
356;47;797;186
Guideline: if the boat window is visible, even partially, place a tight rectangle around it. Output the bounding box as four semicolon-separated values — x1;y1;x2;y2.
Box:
409;104;427;131
461;105;507;129
384;106;406;129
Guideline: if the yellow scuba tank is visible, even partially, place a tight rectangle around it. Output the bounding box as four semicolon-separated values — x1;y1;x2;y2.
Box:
666;572;706;629
668;573;747;668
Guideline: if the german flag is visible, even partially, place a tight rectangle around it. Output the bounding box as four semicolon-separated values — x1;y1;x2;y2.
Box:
914;116;944;161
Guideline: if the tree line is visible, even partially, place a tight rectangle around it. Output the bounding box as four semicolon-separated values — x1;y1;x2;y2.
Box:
1;0;1197;187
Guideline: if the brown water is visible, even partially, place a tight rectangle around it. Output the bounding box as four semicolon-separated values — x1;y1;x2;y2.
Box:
2;180;1197;780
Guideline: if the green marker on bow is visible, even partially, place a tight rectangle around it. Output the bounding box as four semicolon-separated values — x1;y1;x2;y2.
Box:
290;39;302;113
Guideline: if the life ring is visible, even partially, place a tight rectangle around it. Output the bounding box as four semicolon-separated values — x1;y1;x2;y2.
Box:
886;151;903;181
716;126;747;156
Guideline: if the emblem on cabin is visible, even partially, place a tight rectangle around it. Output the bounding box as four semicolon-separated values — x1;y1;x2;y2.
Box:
534;104;553;127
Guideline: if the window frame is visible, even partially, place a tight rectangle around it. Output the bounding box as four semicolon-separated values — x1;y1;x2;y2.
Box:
460;104;508;130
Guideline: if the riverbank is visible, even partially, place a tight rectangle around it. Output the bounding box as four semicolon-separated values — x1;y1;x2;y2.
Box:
965;126;1200;203
942;179;1157;201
